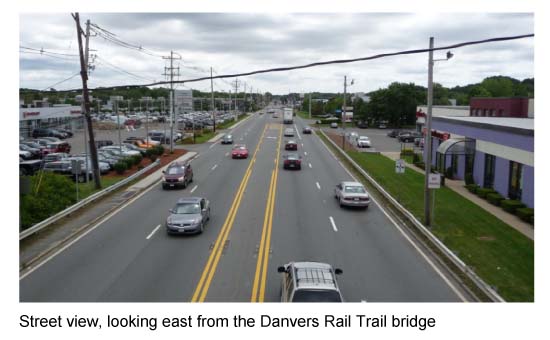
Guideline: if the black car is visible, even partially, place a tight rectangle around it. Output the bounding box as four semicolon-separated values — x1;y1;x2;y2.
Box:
387;129;401;138
19;160;44;176
356;121;368;129
398;132;422;143
95;140;114;148
162;161;194;189
302;126;312;134
32;128;67;139
221;134;234;144
283;154;302;170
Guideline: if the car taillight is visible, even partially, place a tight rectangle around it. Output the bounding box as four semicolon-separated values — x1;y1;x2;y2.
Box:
284;160;290;165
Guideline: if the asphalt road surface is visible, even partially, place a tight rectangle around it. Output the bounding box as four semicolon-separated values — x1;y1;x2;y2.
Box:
20;113;464;302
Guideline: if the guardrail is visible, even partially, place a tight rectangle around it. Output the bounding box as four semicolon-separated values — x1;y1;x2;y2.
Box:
19;159;161;241
319;129;505;302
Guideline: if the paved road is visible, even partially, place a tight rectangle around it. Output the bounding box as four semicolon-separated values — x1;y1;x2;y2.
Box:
20;113;464;302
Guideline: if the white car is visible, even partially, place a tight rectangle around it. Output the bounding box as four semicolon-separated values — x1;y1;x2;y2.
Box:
356;136;371;148
100;146;141;157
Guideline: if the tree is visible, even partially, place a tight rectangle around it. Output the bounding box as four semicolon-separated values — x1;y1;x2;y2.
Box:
480;76;515;97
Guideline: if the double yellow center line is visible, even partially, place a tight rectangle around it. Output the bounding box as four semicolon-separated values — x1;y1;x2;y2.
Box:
251;125;283;302
191;125;268;302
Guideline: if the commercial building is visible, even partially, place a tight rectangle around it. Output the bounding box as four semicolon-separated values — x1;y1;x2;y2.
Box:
174;89;193;114
421;97;534;208
19;105;84;137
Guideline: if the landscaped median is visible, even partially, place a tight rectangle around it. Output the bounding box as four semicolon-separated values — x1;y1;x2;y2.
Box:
319;132;534;302
178;113;250;144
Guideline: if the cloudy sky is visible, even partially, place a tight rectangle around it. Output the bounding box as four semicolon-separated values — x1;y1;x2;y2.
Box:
19;13;534;95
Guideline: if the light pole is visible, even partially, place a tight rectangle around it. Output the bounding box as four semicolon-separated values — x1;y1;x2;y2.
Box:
424;37;453;227
342;76;354;150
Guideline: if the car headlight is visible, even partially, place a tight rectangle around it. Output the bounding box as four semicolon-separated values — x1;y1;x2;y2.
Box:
177;176;185;182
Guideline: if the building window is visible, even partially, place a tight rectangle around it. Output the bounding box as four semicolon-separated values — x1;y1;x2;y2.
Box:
509;161;523;200
484;154;496;188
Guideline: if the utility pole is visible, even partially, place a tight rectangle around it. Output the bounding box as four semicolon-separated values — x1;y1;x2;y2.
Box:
234;79;239;116
424;37;435;227
115;99;121;154
342;76;354;150
83;19;91;184
163;51;181;152
243;83;247;113
210;67;216;132
73;13;101;189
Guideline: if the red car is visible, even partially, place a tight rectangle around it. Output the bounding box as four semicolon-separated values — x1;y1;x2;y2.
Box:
285;140;298;151
283;153;302;170
41;141;71;156
231;145;249;159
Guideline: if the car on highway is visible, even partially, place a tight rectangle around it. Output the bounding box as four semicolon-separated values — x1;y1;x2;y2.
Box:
283;153;302;170
302;126;312;134
166;197;211;234
334;181;371;208
231;144;249;159
277;262;344;302
284;128;295;137
398;131;422;143
284;140;298;151
387;129;401;138
356;136;371;148
162;161;194;189
356;121;368;129
330;122;338;128
221;134;234;144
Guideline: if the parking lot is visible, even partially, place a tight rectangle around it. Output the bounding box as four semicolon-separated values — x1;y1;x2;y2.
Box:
319;126;417;153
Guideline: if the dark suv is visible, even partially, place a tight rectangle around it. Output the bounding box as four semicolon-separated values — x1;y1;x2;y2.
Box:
162;161;193;189
32;128;67;139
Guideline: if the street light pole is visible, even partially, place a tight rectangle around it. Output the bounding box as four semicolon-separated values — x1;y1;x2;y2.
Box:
309;93;312;119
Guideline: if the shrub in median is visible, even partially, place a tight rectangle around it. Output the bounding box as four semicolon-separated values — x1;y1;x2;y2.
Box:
123;157;134;169
475;187;496;199
487;192;505;206
465;184;479;193
500;199;526;214
154;145;165;156
515;207;534;223
113;161;128;174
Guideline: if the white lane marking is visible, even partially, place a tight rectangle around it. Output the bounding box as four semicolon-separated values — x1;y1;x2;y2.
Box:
211;164;218;171
190;185;198;193
294;124;302;140
318;133;468;302
20;179;161;280
304;151;308;156
209;142;217;149
266;136;277;139
329;216;338;232
316;182;321;190
308;163;312;168
146;224;162;240
301;143;304;147
225;152;229;157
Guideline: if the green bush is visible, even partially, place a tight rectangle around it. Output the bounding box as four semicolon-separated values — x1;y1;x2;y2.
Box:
414;161;425;170
20;173;76;230
465;184;479;193
465;172;474;185
500;199;526;214
155;145;165;155
400;148;414;157
487;192;505;206
515;207;534;223
445;167;454;179
131;154;143;166
412;153;422;163
113;161;128;174
123;157;134;169
145;148;158;161
475;187;496;198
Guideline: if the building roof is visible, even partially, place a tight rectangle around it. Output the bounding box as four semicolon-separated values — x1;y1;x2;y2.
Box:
433;116;534;135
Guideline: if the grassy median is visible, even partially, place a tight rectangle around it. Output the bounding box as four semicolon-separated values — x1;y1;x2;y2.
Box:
346;151;534;302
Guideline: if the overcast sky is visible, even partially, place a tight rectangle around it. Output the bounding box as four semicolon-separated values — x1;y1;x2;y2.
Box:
19;13;534;95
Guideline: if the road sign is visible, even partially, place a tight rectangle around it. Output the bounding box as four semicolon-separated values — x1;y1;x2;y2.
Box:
395;159;406;174
428;173;441;189
342;106;353;111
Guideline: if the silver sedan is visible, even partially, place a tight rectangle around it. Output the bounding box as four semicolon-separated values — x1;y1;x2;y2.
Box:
334;181;370;208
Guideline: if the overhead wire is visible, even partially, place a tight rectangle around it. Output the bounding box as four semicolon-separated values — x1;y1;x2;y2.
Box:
22;33;534;93
90;23;164;58
94;55;157;82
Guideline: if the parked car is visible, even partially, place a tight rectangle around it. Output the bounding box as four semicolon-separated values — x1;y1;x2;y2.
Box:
302;126;312;134
95;140;114;148
284;128;295;137
378;122;387;129
346;132;359;143
124;137;154;149
231;144;249;159
100;146;141;157
284;140;298;151
283;153;302;170
148;130;181;144
398;132;422;143
121;143;147;155
277;262;344;302
165;197;211;234
32;128;67;139
40;141;71;156
19;144;41;159
330;122;338;128
162;161;194;189
19;149;32;160
19;159;43;176
221;134;234;144
43;152;70;163
56;128;74;138
356;121;368;129
387;129;401;138
40;136;63;143
356;136;371;148
334;181;371;208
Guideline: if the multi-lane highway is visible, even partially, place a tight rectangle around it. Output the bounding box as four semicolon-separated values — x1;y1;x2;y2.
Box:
20;112;465;302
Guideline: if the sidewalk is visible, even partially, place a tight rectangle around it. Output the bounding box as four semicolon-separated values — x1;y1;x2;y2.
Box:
20;152;197;270
381;151;533;240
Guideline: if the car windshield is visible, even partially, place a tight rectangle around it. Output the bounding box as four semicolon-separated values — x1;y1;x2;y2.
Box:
292;289;342;302
173;203;201;214
225;135;232;139
166;167;183;175
344;186;366;193
234;146;246;150
287;154;299;160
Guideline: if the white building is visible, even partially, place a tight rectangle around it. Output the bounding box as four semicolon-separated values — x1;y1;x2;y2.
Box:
174;90;193;114
19;106;84;137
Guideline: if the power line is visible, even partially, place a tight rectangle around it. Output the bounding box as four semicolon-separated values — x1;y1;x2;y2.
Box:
39;72;81;91
20;46;80;57
94;55;157;82
90;23;164;58
22;33;534;93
